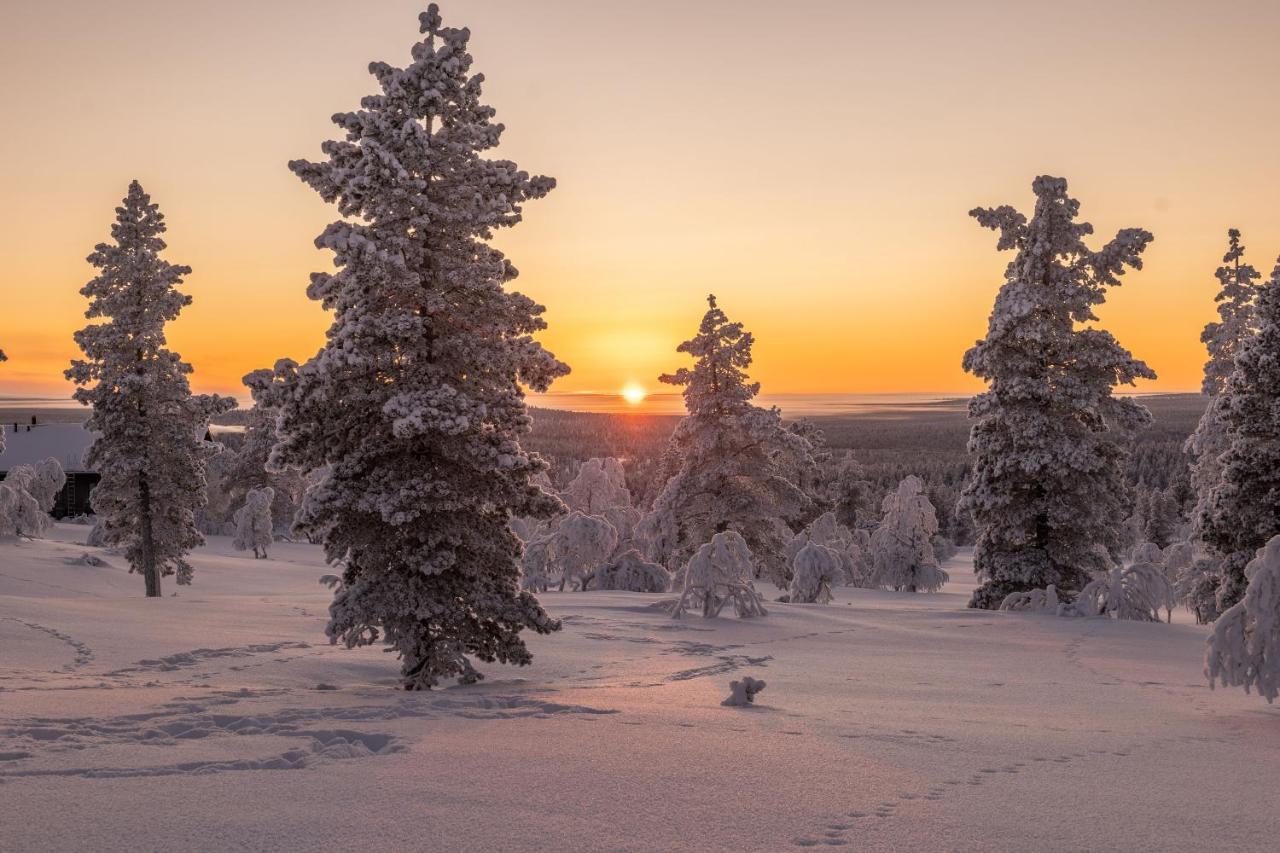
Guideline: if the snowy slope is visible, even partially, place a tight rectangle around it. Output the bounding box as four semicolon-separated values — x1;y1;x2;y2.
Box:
1;525;1276;852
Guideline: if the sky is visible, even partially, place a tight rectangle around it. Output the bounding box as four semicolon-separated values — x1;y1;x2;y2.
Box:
3;0;1280;405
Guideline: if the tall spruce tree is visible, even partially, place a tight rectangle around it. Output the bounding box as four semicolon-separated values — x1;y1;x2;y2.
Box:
66;182;234;596
1200;260;1280;607
1185;230;1261;547
960;176;1155;609
265;4;567;689
637;295;814;587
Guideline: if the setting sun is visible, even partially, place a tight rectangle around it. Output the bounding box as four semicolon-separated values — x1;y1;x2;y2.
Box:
620;382;647;406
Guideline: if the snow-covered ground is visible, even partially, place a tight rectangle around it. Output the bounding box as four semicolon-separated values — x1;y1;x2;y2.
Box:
1;525;1276;852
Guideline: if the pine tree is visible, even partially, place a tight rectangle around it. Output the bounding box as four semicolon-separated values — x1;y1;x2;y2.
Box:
1201;260;1280;607
265;5;567;689
870;476;949;593
1200;230;1261;396
960;176;1155;609
1185;230;1261;545
66;182;234;596
637;295;815;588
1143;489;1181;550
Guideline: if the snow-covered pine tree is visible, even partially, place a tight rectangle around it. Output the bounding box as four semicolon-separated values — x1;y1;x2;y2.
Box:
66;182;235;597
224;368;307;533
1206;535;1280;703
1200;230;1261;396
1185;230;1261;545
1143;489;1181;550
232;486;274;559
960;176;1155;609
870;476;949;593
638;295;814;587
265;5;567;689
1200;258;1280;608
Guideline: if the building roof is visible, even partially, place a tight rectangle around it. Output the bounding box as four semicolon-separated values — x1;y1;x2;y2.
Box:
0;423;98;472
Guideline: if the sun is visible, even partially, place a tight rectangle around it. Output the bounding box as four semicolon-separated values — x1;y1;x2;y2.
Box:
621;382;647;406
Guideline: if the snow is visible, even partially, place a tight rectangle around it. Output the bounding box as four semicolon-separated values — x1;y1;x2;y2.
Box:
4;525;1274;852
0;423;96;472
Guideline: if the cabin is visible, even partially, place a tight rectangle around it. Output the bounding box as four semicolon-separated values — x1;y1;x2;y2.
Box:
0;422;100;517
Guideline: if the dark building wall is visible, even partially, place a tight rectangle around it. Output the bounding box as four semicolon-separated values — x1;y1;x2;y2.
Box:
54;472;99;518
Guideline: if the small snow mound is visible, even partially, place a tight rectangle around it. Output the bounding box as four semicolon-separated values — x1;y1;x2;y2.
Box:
722;676;766;707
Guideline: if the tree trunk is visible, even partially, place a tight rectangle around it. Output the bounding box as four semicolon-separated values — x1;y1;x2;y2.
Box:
139;477;160;597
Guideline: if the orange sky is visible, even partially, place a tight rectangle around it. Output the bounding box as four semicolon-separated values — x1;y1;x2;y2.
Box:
3;1;1279;403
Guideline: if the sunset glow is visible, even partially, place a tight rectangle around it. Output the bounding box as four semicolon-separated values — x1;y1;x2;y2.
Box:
621;382;647;406
4;1;1280;401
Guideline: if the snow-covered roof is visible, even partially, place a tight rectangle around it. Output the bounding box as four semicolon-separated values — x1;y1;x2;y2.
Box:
0;423;98;472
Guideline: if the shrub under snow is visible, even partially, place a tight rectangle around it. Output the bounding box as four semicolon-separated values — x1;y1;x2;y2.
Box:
788;542;842;604
671;530;768;619
232;487;274;559
551;511;618;591
588;549;671;593
721;676;767;707
0;458;65;538
1075;544;1173;622
999;584;1069;616
786;511;866;586
1206;535;1280;703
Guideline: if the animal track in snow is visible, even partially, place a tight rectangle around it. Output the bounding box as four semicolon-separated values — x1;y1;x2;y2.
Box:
0;691;618;781
0;618;94;671
105;642;313;675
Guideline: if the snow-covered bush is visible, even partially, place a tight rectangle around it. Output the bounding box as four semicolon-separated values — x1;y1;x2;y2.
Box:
671;530;768;619
66;182;235;595
0;482;49;538
1176;554;1223;625
932;535;958;563
785;511;864;585
0;458;65;538
262;5;566;688
1161;541;1194;620
1075;545;1173;622
1206;535;1280;703
638;295;815;589
788;542;842;604
589;549;671;593
562;458;631;516
6;459;66;513
960;176;1154;608
520;534;556;594
550;511;617;591
722;676;766;707
870;476;949;593
999;584;1071;616
232;487;274;559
